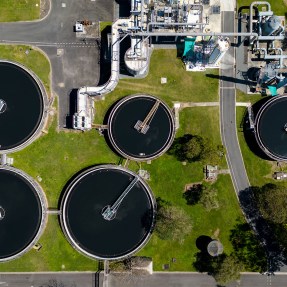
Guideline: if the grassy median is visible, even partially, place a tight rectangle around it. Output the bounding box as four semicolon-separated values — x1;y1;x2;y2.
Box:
237;0;287;16
0;0;40;22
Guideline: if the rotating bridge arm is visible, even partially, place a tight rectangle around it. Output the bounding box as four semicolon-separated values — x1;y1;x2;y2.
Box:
101;177;139;221
134;100;160;134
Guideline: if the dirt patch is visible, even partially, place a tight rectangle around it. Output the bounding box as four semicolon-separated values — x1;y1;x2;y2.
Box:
213;228;220;238
184;182;202;192
40;0;51;19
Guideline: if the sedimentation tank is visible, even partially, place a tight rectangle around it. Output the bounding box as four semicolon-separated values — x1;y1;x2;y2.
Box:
107;94;175;161
0;166;47;261
255;95;287;161
61;165;156;260
0;61;46;153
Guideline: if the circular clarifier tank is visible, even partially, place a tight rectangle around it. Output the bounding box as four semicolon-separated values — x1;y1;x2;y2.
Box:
107;94;175;161
0;61;46;152
255;95;287;161
61;165;156;260
0;166;47;261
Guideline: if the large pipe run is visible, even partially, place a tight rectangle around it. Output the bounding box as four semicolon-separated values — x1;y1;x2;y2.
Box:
78;1;285;98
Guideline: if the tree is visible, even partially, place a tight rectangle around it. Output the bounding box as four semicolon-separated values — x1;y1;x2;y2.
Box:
155;198;192;243
253;183;287;224
182;135;204;162
213;255;243;286
230;222;267;272
199;187;219;211
193;251;223;273
168;134;224;164
183;184;204;205
201;143;224;166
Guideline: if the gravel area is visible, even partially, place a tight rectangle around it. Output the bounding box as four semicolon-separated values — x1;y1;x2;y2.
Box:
40;0;51;19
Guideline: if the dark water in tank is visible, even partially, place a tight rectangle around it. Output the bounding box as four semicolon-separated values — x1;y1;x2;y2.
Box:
110;97;173;159
258;97;287;159
0;62;43;150
65;168;154;258
0;169;42;258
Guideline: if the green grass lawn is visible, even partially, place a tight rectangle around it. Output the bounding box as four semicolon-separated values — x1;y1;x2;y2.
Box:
0;0;40;22
236;89;287;188
0;216;97;271
236;90;262;104
1;47;244;271
95;49;219;123
0;45;51;94
236;106;273;187
137;108;243;271
237;105;287;188
237;0;287;16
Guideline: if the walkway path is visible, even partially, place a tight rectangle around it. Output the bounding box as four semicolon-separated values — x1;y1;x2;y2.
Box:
177;102;219;108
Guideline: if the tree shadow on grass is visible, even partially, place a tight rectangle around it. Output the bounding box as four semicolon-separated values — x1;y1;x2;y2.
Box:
238;187;287;272
183;184;203;205
241;96;273;160
193;251;226;275
196;235;213;252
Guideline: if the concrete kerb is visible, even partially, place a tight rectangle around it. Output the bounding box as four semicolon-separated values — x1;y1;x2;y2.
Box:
0;165;48;262
0;59;49;155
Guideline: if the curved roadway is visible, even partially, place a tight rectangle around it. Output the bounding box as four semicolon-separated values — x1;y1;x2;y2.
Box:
220;8;285;271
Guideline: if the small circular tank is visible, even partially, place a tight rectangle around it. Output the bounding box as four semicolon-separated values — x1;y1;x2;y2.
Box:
255;95;287;161
107;94;175;161
207;240;224;257
0;61;47;153
124;38;149;76
61;165;156;260
0;166;47;261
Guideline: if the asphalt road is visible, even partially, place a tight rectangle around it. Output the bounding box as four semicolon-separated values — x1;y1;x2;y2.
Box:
2;272;286;287
108;272;217;287
0;272;102;287
220;10;250;192
108;272;287;287
220;10;286;272
0;0;114;127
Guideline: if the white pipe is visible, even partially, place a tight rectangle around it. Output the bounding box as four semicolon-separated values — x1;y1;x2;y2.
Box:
135;31;259;37
77;22;121;97
250;1;272;41
253;47;287;68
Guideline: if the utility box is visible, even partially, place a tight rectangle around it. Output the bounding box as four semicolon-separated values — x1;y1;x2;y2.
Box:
75;23;83;32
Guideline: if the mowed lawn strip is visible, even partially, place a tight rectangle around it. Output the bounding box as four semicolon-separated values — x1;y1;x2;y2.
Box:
236;105;287;188
0;45;51;94
0;0;40;22
0;216;97;271
237;0;287;16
